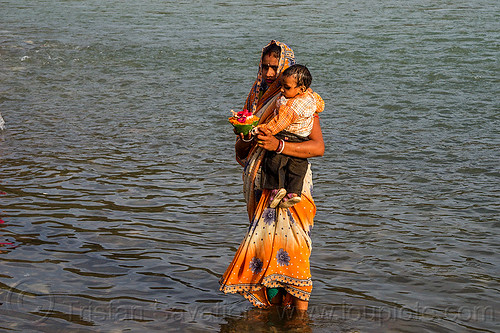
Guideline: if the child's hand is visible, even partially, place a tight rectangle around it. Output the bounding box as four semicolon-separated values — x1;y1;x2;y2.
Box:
250;126;261;136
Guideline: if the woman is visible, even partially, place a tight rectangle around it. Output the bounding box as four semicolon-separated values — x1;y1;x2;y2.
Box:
219;40;324;311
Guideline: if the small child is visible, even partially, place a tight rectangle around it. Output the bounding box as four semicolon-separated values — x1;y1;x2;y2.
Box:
254;64;324;208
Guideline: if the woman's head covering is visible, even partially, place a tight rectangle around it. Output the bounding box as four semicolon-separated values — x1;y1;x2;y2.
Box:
244;40;295;114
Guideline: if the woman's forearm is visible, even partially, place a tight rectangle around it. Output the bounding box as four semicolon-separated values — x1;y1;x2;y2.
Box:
285;116;325;158
255;116;325;159
280;137;324;158
235;136;254;161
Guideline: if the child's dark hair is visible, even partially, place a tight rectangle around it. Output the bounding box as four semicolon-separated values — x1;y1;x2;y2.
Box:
282;64;312;89
262;42;281;59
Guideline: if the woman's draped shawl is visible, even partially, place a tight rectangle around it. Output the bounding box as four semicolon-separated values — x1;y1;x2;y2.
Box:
244;40;296;116
220;40;316;308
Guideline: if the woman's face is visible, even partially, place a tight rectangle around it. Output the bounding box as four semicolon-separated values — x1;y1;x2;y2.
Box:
261;54;279;86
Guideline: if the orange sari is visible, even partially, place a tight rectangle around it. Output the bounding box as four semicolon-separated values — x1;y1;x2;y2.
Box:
220;40;315;308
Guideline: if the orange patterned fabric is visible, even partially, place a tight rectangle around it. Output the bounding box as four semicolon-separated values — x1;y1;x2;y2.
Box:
220;41;317;308
219;179;316;308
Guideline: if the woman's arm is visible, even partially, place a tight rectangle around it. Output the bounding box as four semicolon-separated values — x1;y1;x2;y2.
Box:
256;116;325;158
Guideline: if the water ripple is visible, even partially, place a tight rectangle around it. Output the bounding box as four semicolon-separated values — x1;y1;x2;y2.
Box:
1;0;499;332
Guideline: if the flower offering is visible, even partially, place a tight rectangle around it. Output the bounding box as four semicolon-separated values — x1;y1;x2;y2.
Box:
228;109;259;135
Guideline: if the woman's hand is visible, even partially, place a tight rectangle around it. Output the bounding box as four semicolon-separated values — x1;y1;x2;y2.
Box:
233;127;254;142
256;127;279;151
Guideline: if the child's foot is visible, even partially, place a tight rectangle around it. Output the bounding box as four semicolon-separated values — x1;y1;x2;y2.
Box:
269;188;287;208
279;193;301;208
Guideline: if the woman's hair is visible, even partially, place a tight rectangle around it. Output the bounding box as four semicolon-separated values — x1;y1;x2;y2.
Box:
282;64;312;88
262;43;281;59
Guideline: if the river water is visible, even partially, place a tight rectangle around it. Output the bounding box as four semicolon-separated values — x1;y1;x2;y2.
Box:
1;1;499;332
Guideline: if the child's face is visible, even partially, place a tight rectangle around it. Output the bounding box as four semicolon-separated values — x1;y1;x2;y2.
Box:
281;75;305;99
